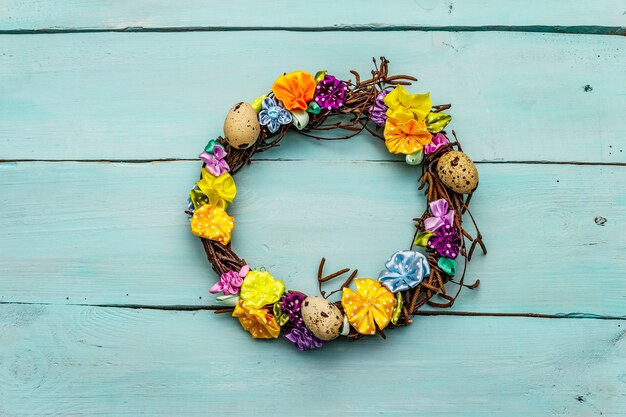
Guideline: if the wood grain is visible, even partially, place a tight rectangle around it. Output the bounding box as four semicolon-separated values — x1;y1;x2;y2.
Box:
0;31;624;162
1;160;624;317
1;0;624;32
1;303;624;416
2;2;625;414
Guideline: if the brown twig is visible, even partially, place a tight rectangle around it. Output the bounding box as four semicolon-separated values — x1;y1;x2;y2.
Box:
193;57;486;342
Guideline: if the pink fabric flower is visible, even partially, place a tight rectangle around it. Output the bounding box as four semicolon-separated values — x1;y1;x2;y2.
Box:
424;133;449;155
209;264;250;295
199;145;229;176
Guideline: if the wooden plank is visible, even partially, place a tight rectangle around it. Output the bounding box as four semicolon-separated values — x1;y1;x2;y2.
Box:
1;0;624;31
0;31;624;163
0;160;624;316
1;303;624;416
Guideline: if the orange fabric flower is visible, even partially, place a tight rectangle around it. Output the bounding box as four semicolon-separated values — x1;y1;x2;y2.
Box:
272;71;316;111
384;118;432;155
190;204;234;245
232;300;280;339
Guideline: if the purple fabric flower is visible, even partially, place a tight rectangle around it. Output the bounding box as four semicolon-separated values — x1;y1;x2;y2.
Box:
314;75;348;111
427;224;461;259
280;292;306;327
285;326;324;351
259;97;292;133
368;90;389;126
209;265;250;295
199;144;229;176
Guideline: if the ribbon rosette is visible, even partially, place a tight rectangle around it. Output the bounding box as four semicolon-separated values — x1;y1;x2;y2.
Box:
378;250;430;293
384;118;432;155
424;133;449;155
190;204;234;245
199;144;229;177
194;170;237;210
239;270;285;308
210;264;250;295
272;71;316;111
232;300;280;339
341;279;395;335
384;85;432;123
259;96;292;133
424;198;455;232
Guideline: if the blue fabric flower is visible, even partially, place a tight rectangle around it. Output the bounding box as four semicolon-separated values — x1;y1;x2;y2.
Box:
258;97;292;133
378;250;430;293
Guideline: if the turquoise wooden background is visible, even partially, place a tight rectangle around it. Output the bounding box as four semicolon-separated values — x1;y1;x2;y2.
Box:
1;2;625;415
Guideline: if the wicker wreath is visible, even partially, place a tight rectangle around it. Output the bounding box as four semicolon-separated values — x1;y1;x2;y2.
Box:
186;57;486;350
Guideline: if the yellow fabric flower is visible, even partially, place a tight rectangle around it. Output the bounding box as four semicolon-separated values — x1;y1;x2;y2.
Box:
384;85;432;123
341;279;395;335
384;118;432;154
240;270;285;308
195;170;237;210
190;204;234;245
232;300;280;339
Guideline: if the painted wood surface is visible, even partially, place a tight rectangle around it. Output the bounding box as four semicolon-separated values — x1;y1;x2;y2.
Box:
1;303;625;416
1;0;625;32
1;2;625;416
1;31;625;163
1;160;625;318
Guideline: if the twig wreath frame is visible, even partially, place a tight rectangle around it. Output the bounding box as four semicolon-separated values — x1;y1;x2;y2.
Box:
186;57;487;350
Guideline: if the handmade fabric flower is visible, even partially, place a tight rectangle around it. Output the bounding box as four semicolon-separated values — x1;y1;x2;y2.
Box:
369;90;389;126
384;118;432;154
425;112;452;133
258;96;292;133
424;198;455;232
424;132;449;155
285;326;324;351
341;279;395;335
428;223;461;259
280;292;306;327
239;270;285;308
232;300;280;339
190;204;234;245
314;74;348;111
384;85;432;123
199;144;229;177
378;250;430;293
195;170;237;210
209;264;250;295
272;71;316;111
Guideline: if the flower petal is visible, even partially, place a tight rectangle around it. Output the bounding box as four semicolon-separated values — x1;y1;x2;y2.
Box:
232;300;280;339
239;270;285;308
190;204;234;245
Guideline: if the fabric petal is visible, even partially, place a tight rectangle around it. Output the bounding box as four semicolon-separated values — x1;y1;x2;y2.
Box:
232;301;280;339
425;112;452;133
239;270;285;309
190;204;234;245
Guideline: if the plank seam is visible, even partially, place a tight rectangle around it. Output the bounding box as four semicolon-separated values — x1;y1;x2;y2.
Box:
1;301;624;320
1;159;625;167
0;25;624;36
